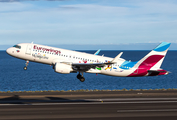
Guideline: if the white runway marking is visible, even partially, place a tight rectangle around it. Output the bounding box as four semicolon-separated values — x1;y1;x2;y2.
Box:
117;109;177;112
92;98;177;101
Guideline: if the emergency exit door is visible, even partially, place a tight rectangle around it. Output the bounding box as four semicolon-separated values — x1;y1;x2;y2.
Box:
26;45;32;55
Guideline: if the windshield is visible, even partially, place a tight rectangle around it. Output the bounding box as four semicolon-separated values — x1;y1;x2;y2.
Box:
13;45;21;49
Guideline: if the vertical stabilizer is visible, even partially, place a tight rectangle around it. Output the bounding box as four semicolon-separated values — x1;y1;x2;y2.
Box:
134;42;171;70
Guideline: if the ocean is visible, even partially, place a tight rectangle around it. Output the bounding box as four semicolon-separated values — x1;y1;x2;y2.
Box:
0;50;176;92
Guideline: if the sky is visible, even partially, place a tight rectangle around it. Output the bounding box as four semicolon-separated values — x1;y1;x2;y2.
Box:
0;0;177;50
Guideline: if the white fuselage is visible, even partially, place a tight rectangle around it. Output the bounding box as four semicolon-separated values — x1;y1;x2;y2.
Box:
6;43;136;77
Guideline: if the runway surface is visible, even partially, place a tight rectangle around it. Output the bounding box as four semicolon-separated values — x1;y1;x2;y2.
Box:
0;90;177;120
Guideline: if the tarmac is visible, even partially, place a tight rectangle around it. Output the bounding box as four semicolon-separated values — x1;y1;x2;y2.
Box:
0;90;177;120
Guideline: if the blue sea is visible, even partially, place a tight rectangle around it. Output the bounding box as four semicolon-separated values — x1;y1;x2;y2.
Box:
0;50;177;92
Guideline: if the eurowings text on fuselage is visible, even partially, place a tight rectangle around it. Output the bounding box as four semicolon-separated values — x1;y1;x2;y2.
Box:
6;42;171;82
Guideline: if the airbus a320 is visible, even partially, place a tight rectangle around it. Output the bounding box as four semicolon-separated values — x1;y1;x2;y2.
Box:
6;42;171;82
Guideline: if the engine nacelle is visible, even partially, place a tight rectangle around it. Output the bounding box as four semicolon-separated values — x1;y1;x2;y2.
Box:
54;63;72;74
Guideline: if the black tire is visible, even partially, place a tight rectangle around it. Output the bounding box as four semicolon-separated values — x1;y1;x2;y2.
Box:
80;77;85;82
24;66;27;70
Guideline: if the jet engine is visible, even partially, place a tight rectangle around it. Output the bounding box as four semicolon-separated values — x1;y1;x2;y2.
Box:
54;62;72;74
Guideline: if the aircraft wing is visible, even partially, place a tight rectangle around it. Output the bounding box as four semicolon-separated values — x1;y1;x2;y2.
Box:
71;63;113;72
60;52;123;72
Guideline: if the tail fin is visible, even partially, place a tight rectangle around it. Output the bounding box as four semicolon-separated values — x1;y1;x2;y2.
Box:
134;42;171;70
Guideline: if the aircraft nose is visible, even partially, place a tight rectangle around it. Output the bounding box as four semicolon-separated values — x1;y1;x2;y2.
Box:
6;48;12;55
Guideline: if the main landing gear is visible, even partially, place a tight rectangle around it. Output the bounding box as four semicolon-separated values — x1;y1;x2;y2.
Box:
24;60;29;70
77;72;85;82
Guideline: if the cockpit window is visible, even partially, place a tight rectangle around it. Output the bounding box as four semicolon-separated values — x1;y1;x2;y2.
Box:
13;45;21;49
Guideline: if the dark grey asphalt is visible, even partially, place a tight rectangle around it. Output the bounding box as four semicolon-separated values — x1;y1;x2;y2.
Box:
0;91;177;120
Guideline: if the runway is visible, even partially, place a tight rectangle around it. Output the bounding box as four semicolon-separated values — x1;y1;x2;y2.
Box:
0;90;177;120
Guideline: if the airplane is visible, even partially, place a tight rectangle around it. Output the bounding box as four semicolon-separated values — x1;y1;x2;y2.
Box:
6;42;171;82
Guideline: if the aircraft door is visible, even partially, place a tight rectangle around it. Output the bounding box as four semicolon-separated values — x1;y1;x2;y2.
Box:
26;45;32;55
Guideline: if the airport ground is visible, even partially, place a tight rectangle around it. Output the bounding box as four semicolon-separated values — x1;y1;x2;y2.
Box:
0;90;177;120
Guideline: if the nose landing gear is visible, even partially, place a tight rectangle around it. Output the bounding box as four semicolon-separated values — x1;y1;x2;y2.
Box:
24;60;29;70
77;72;85;82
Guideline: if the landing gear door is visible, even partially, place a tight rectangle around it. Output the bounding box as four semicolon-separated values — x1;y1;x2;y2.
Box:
26;45;32;55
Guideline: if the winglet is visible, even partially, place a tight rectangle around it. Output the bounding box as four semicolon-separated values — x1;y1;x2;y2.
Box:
111;52;123;63
94;49;101;55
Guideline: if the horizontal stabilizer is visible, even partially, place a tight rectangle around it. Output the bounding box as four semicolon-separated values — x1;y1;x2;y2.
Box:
147;70;169;76
148;70;167;73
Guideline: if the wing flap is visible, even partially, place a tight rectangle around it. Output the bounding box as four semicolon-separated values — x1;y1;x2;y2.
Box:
72;63;113;72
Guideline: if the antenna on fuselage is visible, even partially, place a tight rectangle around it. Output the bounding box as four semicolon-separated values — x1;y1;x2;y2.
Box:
31;41;34;44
